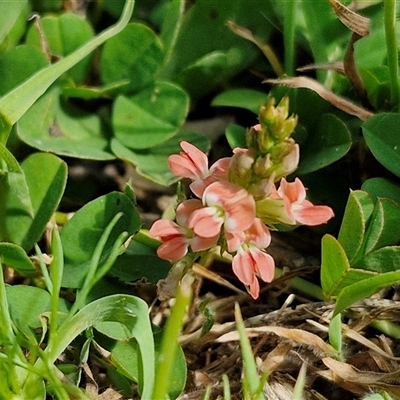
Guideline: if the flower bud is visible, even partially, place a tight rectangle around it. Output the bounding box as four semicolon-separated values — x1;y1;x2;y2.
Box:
245;124;262;149
273;143;299;180
253;153;272;177
249;175;275;200
228;148;256;186
259;97;298;142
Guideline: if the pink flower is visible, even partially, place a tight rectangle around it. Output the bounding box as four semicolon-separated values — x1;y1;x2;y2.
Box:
168;141;230;197
187;181;256;238
149;199;219;262
168;141;208;181
277;178;334;226
226;218;271;253
256;178;334;226
232;247;275;299
227;219;275;299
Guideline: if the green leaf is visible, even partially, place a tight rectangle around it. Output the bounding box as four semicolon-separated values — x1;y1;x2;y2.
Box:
111;129;210;185
299;0;348;81
297;113;352;174
0;243;35;275
100;22;164;93
362;113;400;178
321;234;377;299
358;66;390;110
362;177;400;205
354;18;393;69
175;51;231;99
212;89;267;114
328;314;342;354
61;192;141;288
0;0;134;143
0;153;67;251
109;238;171;284
225;123;247;149
6;285;69;334
112;81;189;150
334;269;400;316
45;295;155;399
162;0;273;95
0;0;27;45
17;86;115;160
25;13;94;83
0;141;34;215
355;246;400;273
61;81;130;100
160;0;185;66
361;199;400;255
109;329;186;399
0;45;50;96
337;190;374;263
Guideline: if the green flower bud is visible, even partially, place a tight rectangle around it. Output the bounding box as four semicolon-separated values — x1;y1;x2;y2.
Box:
253;154;272;177
259;97;298;143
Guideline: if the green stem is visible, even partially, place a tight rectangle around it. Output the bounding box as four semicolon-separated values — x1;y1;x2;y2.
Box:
274;267;324;301
384;0;400;110
284;0;296;76
152;271;194;400
49;228;63;349
370;319;400;339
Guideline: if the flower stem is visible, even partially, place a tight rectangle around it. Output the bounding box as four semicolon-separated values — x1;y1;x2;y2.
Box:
284;0;296;76
384;0;400;110
151;271;194;400
274;267;324;301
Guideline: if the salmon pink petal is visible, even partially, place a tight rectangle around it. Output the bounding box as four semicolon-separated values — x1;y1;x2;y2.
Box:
246;219;271;249
191;234;219;252
168;154;198;178
223;200;255;232
157;237;188;262
188;206;224;238
176;199;203;226
232;249;254;286
149;220;181;240
293;202;335;226
282;195;296;221
189;179;210;198
180;141;208;172
226;231;245;253
203;181;255;233
202;181;247;207
250;248;275;282
210;157;231;177
248;278;260;299
188;157;232;197
278;178;306;203
168;141;208;179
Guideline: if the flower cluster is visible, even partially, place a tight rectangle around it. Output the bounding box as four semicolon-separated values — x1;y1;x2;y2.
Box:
149;97;334;299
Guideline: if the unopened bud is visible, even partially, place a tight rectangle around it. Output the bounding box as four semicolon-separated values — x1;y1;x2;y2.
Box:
273;143;299;180
259;97;298;142
253;154;272;177
245;124;262;149
249;175;275;200
228;148;255;185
